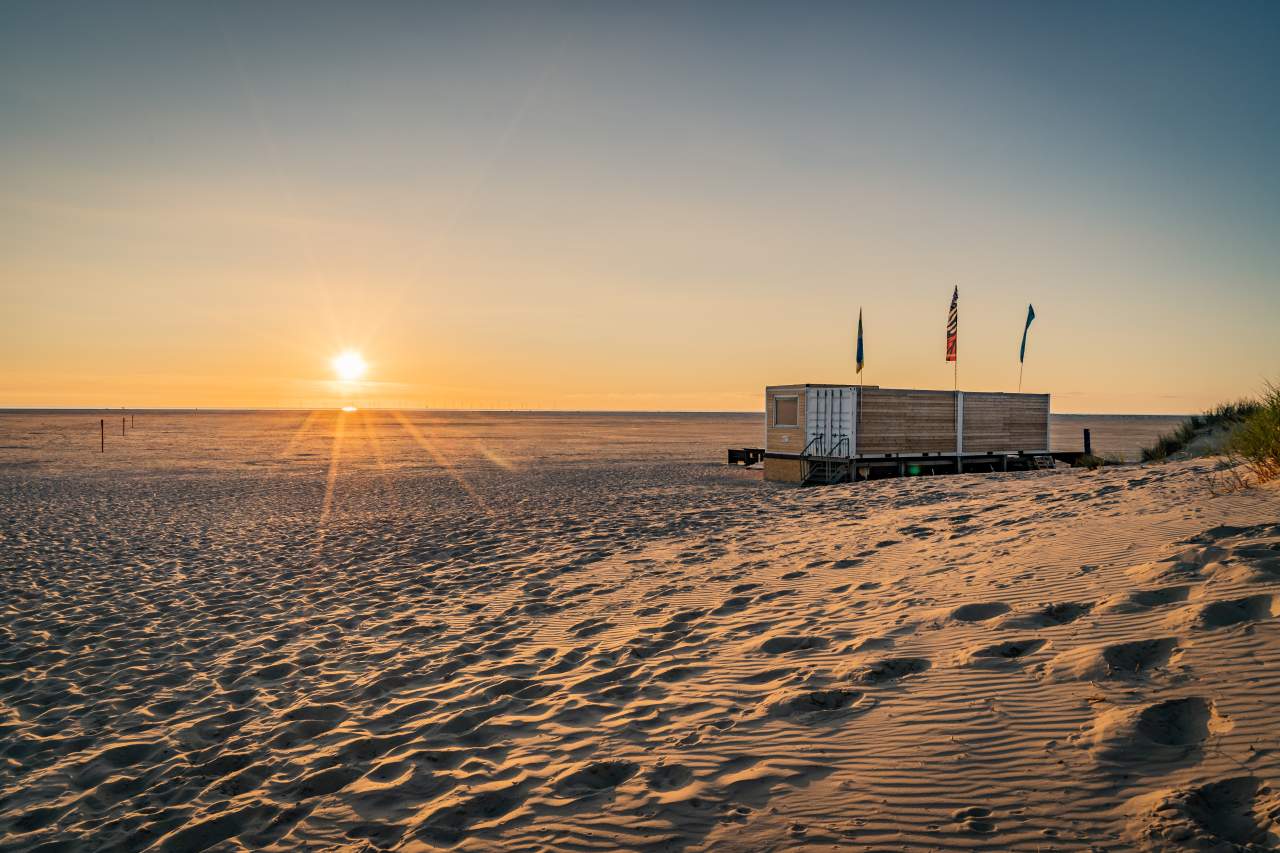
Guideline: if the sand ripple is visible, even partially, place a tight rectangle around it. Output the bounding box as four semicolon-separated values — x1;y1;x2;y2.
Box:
1;413;1278;850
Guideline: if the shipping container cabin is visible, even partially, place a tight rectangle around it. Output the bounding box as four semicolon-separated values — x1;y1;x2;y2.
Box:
763;384;1051;484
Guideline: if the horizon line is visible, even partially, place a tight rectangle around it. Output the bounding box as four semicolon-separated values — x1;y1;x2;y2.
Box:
0;406;1195;418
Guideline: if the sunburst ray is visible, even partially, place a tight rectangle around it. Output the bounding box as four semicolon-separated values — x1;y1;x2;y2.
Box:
390;410;491;514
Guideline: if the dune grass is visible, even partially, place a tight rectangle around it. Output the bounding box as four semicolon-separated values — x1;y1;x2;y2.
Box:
1140;397;1262;462
1142;383;1280;486
1224;383;1280;484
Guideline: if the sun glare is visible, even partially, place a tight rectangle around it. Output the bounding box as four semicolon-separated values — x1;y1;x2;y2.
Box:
332;350;367;382
341;405;358;413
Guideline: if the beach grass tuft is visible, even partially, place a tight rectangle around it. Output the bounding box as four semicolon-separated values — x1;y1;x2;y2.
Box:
1140;396;1263;462
1224;383;1280;484
1144;383;1280;486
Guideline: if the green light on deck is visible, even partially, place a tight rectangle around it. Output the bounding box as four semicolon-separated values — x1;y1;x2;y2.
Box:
907;464;922;476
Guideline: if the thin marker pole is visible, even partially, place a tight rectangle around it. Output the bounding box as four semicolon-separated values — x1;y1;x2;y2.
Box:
122;417;126;436
131;414;135;428
100;419;104;452
1018;361;1024;394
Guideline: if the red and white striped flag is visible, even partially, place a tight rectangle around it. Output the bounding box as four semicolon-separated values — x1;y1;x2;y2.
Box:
945;286;958;362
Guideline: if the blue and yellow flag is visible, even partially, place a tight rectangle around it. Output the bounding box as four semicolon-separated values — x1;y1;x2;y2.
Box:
1019;304;1035;364
856;309;864;374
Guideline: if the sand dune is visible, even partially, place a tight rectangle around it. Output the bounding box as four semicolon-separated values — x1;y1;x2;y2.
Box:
1;411;1277;851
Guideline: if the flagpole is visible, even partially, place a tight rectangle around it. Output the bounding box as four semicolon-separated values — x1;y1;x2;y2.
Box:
1018;362;1024;394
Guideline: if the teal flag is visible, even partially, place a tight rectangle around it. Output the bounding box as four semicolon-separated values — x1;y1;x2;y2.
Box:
856;309;864;374
1019;304;1035;363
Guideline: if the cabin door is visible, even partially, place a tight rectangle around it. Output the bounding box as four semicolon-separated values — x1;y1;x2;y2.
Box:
806;387;855;457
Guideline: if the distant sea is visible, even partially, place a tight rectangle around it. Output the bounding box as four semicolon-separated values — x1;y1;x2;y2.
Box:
0;410;1187;474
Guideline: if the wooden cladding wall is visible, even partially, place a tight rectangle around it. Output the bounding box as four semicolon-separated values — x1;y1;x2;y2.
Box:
765;387;806;453
962;392;1048;451
858;389;958;453
763;456;804;483
763;385;1050;460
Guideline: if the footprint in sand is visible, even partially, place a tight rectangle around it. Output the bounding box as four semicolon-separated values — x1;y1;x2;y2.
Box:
950;602;1011;622
571;619;614;638
1101;637;1180;676
1102;585;1191;614
290;764;362;799
953;805;998;834
647;763;695;791
1085;696;1229;764
713;595;753;615
762;687;872;721
1131;697;1223;747
757;635;830;654
415;783;533;846
1000;601;1093;629
554;760;639;798
963;638;1046;666
1126;776;1280;850
1047;637;1179;682
854;636;895;652
851;657;931;685
1186;593;1276;631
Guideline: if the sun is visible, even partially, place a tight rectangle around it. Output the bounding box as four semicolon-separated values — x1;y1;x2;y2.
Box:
332;350;367;382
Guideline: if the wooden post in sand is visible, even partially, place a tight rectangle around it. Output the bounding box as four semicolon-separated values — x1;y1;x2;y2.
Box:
1083;429;1092;456
131;414;135;429
122;417;126;436
100;419;104;452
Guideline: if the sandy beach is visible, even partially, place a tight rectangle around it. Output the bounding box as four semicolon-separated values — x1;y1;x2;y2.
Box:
2;410;1277;851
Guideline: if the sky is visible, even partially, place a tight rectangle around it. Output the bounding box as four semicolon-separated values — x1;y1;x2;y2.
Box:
2;1;1278;413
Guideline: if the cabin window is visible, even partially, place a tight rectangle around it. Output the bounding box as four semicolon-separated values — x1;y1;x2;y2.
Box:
773;396;798;427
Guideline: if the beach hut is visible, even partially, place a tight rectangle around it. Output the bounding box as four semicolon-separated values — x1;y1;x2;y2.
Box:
763;384;1051;484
